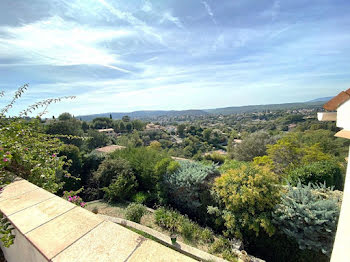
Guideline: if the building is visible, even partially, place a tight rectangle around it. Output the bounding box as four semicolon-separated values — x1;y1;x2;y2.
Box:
97;128;117;138
318;88;350;262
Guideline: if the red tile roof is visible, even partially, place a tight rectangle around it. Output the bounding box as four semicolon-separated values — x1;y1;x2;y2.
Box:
323;88;350;111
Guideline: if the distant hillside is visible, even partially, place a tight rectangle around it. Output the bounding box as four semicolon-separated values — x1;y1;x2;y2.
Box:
77;101;325;121
307;97;332;102
78;110;208;121
205;101;325;115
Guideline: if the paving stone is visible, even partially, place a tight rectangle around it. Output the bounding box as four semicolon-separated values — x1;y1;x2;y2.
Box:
0;187;54;216
52;221;143;262
8;196;76;234
26;207;103;259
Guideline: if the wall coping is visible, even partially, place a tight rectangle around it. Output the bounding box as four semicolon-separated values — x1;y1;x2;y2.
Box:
0;179;197;262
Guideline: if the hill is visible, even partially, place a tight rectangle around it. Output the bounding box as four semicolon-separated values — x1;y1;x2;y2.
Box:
77;101;325;121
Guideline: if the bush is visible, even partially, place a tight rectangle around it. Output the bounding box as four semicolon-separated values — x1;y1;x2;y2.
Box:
204;152;226;164
211;164;281;238
125;203;147;223
94;158;137;202
273;182;341;257
200;228;215;243
208;237;238;262
230;131;275;161
163;161;219;221
110;147;169;191
288;160;344;190
154;207;182;232
132;192;148;204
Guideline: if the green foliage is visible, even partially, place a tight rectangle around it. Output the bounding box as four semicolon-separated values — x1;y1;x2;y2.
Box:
154;207;214;244
208;237;238;262
59;144;82;191
45;117;84;147
212;164;281;238
125;203;147;223
1;118;66;193
110;147;169;191
230;131;275;161
166;161;180;174
85;129;110;151
288;160;344;190
273;182;341;256
164;161;219;220
62;188;86;207
92;117;113;129
94;158;137;202
204;152;226;164
132;192;148;204
254;132;334;175
0;213;15;248
219;159;245;173
58;112;73;121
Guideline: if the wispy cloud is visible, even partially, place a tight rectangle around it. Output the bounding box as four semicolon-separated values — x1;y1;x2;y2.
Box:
201;1;217;25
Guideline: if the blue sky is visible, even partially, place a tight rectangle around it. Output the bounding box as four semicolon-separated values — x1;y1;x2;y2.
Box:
0;0;349;116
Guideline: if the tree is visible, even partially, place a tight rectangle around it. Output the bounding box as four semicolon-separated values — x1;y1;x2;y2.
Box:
58;144;83;191
109;114;112;119
211;164;281;238
110;147;169;192
230;131;275;161
149;140;162;150
94;158;137;202
122;115;130;122
92;117;112;129
177;124;186;137
273;182;341;257
254;133;334;175
85;129;110;151
164;161;219;221
45;117;84;147
58;112;73;121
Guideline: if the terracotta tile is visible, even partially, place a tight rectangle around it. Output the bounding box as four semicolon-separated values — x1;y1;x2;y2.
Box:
127;239;196;262
0;180;39;201
8;196;76;234
52;221;143;262
0;187;53;216
324;91;350;111
26;207;103;259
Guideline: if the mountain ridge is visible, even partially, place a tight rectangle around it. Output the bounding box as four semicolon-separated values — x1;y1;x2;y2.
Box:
77;99;326;121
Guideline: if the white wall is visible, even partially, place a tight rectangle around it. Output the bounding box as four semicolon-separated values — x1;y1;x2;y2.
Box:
331;146;350;262
1;228;48;262
337;100;350;130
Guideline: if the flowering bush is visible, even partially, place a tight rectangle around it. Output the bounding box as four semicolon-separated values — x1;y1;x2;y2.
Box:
63;189;86;208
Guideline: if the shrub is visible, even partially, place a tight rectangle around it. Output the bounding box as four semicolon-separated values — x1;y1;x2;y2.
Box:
273;182;341;256
200;228;215;243
110;147;169;191
125;203;147;223
208;237;238;262
154;207;182;232
219;160;245;173
230;131;276;161
63;189;86;208
132;192;148;204
211;164;281;238
288;160;344;190
204;152;226;164
163;161;219;221
94;158;137;202
166;161;180;174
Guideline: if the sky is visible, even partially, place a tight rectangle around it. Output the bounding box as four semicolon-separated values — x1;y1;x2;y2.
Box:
0;0;349;116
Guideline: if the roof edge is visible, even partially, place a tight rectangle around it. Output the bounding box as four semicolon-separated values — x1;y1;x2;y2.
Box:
323;88;350;111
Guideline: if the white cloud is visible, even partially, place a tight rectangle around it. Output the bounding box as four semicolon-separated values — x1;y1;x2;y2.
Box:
201;1;217;25
0;16;133;73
